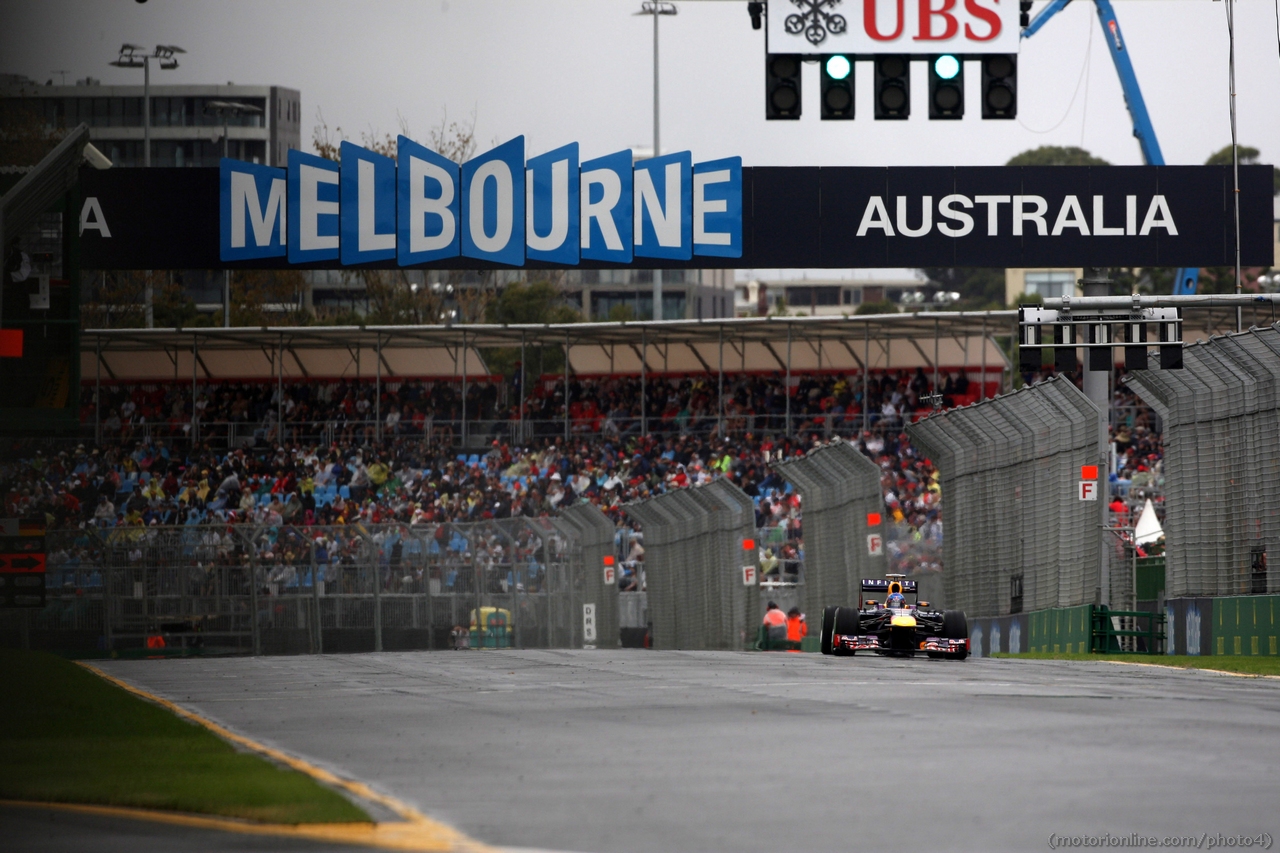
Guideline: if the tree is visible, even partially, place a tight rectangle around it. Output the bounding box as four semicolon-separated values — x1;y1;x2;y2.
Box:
481;280;581;382
229;269;310;326
922;267;1007;309
855;300;899;315
1204;145;1280;195
1005;146;1110;167
312;106;476;164
0;92;65;167
311;108;488;325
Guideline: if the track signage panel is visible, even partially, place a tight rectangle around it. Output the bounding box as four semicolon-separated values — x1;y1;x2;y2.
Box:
767;0;1019;54
216;139;741;267
80;164;1274;270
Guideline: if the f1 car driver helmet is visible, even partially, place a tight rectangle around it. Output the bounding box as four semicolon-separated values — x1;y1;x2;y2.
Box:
886;592;906;609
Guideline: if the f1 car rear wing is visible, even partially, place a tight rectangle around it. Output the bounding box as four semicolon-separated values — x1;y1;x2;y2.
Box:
861;578;918;594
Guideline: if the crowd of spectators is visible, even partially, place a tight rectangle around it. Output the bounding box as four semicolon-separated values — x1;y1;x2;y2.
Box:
5;367;1154;590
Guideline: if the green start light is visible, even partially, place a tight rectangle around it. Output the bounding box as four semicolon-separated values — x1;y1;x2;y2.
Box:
934;54;960;80
825;55;852;81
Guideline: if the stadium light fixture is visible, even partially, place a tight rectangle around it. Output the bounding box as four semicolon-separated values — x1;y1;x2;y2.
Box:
108;43;186;168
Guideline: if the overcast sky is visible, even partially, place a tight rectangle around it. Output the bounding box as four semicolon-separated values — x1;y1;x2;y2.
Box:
4;0;1279;170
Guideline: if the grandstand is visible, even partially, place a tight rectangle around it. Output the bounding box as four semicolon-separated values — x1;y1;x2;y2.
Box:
2;312;1167;654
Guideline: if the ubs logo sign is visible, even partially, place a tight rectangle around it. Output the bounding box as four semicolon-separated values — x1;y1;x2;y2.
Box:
768;0;1019;53
219;137;742;267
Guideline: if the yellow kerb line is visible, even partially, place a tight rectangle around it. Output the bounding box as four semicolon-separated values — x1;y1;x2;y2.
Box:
63;662;493;853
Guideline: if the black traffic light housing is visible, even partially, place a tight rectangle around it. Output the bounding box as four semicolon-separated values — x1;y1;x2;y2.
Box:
928;55;964;120
874;55;910;120
820;55;855;120
981;54;1017;119
766;54;803;120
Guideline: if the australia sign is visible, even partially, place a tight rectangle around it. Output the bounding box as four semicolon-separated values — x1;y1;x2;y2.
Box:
78;163;1274;271
219;137;743;267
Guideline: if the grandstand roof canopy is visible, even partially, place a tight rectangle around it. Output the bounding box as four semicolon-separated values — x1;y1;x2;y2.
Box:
81;303;1262;384
81;311;1018;383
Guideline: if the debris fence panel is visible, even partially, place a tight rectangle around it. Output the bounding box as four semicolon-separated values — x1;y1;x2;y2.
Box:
623;479;757;650
2;516;614;654
1125;323;1280;598
907;376;1101;617
772;438;885;618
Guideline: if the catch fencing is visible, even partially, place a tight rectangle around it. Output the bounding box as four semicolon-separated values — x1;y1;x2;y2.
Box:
623;479;756;650
6;516;615;654
772;438;886;618
906;376;1102;616
552;502;620;649
1124;323;1280;598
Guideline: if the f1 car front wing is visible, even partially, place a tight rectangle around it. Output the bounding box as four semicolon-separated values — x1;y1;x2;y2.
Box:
833;634;969;654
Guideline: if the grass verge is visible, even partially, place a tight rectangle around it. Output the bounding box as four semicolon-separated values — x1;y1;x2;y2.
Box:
990;652;1280;677
0;648;370;824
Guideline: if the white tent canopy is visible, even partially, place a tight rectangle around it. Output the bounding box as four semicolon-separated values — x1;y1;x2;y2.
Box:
1134;499;1164;546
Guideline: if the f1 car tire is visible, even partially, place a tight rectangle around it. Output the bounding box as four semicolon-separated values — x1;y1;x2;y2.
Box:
942;609;969;660
820;605;839;655
832;606;860;656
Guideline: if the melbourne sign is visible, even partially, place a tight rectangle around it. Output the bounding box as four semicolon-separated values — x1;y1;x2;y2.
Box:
767;0;1019;53
220;137;743;267
78;164;1274;270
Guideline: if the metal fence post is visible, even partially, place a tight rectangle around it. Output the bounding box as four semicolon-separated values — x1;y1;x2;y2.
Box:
641;328;648;437
518;331;526;444
192;333;199;444
101;532;113;650
785;323;792;438
864;323;871;433
94;339;102;445
461;330;468;450
311;536;323;654
277;333;284;444
249;548;261;656
718;324;724;438
564;330;570;444
375;333;382;446
373;538;383;652
981;317;988;400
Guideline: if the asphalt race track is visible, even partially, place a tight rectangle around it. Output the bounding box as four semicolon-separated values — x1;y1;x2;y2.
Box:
79;652;1280;852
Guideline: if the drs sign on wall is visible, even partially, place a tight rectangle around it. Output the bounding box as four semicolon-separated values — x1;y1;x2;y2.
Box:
219;136;743;268
767;0;1018;53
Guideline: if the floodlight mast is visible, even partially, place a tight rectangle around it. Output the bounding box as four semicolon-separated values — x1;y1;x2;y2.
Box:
109;44;184;327
205;100;264;328
635;1;677;321
109;43;185;168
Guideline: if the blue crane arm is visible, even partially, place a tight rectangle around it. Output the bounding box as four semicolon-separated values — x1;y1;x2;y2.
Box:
1022;0;1199;294
1092;0;1163;166
1021;0;1075;38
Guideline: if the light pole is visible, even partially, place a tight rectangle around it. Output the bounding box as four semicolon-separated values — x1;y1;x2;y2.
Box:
205;100;263;328
109;43;185;168
111;44;184;328
635;1;677;321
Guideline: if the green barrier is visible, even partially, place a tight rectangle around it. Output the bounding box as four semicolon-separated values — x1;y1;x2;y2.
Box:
1135;556;1166;602
1090;606;1165;654
1027;605;1093;655
1213;595;1280;657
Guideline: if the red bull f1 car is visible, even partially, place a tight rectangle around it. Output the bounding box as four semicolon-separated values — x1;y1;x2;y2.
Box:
820;574;969;659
